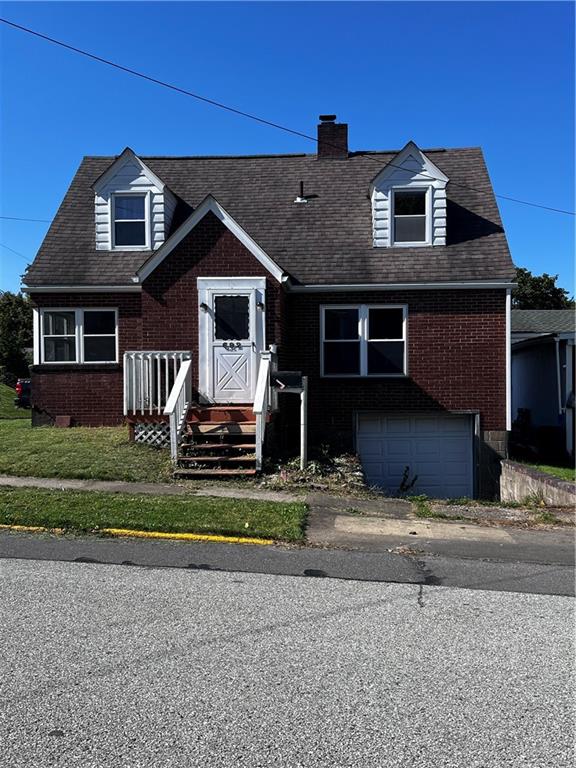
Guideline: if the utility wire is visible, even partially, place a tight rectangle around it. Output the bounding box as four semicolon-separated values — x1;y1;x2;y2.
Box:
1;16;574;217
0;215;51;223
0;242;30;263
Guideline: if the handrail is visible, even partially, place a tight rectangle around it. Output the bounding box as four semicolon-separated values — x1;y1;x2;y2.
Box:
253;352;272;471
164;359;193;461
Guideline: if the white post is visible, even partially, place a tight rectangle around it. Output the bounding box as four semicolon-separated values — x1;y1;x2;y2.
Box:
300;376;308;471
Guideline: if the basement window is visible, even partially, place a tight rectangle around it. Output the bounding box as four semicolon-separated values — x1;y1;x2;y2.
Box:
321;305;407;377
392;189;429;245
112;194;148;248
41;309;118;364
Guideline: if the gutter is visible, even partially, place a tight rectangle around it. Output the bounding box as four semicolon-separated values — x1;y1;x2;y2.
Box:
287;280;517;293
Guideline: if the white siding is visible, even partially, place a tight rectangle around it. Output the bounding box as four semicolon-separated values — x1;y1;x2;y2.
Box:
94;159;173;251
371;146;448;248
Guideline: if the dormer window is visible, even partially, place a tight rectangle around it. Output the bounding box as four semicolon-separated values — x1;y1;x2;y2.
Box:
371;141;448;248
112;194;148;248
392;189;428;245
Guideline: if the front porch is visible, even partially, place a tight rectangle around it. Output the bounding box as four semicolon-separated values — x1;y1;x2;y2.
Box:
123;349;308;478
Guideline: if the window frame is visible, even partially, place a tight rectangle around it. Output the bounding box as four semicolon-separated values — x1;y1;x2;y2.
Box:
391;186;432;247
40;308;119;365
110;191;150;251
320;304;408;378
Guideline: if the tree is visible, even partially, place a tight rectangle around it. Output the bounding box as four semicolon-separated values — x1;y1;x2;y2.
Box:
513;267;575;309
0;291;33;383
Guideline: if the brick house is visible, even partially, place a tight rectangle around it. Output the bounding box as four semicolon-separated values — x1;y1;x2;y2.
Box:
23;116;515;498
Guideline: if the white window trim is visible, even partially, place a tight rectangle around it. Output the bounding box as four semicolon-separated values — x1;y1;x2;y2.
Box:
391;186;432;247
320;304;408;378
110;191;150;251
39;308;119;365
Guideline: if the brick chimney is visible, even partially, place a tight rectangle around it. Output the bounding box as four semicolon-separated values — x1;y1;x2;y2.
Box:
317;115;348;159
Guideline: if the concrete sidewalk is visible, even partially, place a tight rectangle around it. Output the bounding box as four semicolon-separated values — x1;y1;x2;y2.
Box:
0;474;299;503
306;502;575;565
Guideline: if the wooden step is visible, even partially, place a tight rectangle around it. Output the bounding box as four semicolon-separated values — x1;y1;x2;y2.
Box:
178;455;256;464
187;422;256;434
173;468;257;478
180;442;256;451
188;405;254;423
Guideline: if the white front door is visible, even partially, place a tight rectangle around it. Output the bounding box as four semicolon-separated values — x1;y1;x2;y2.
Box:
198;278;266;404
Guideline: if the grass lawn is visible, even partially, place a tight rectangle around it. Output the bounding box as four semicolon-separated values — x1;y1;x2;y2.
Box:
0;419;172;482
0;487;307;541
529;464;576;483
0;383;30;420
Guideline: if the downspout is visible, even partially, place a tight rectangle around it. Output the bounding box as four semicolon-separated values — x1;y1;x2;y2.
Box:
555;336;563;416
505;289;512;431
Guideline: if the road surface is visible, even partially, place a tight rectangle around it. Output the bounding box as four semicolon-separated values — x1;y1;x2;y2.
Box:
1;556;573;767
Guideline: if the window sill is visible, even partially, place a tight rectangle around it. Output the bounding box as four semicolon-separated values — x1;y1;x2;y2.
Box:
321;373;407;379
32;363;120;372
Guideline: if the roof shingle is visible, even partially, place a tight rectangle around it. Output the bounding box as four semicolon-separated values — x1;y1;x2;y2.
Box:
24;147;515;287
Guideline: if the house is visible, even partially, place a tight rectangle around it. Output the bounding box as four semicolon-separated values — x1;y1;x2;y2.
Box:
511;309;575;461
23;116;516;499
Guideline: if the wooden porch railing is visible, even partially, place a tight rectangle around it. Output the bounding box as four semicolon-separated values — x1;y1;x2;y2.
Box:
164;359;193;461
123;351;192;416
253;347;278;471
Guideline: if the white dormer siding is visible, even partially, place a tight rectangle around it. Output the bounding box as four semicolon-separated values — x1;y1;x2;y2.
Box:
93;149;175;251
371;142;449;248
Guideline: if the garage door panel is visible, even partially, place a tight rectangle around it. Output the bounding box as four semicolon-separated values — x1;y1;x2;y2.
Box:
383;417;412;435
357;413;473;498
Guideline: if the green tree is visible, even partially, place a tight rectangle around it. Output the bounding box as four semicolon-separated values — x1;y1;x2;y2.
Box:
0;291;33;383
513;267;575;309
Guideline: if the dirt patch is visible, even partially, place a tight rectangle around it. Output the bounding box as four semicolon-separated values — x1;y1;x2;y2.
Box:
430;501;574;528
260;453;379;498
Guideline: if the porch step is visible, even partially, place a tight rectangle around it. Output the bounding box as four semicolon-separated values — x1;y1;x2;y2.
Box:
178;455;256;464
186;422;257;434
180;442;256;451
173;468;257;478
188;405;254;423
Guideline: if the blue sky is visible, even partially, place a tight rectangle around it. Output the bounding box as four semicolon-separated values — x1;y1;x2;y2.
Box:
0;1;574;293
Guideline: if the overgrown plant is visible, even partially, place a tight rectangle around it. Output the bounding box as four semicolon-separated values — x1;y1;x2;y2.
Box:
397;465;418;495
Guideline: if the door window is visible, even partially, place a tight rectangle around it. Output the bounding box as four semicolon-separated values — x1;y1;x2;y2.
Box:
214;295;250;340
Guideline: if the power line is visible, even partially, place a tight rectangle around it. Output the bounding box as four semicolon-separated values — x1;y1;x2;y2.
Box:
0;242;30;263
0;215;51;223
1;16;574;217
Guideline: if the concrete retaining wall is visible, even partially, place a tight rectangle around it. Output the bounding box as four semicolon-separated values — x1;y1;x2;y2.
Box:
500;460;576;507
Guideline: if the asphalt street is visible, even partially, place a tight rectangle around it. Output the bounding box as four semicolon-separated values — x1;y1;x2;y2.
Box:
0;530;574;595
1;557;574;767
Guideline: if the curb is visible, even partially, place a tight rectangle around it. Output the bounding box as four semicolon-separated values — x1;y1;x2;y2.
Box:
0;523;273;546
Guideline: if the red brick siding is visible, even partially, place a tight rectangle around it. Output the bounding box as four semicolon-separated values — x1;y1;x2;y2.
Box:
30;293;141;426
141;212;283;396
282;290;506;449
29;213;283;425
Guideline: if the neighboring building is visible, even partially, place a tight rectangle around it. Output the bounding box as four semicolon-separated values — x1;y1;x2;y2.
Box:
23;116;515;498
511;309;575;461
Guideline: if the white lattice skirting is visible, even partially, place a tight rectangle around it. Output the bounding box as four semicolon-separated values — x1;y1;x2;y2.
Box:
134;421;170;448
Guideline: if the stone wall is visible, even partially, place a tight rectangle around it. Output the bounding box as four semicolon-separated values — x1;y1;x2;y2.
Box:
500;460;576;507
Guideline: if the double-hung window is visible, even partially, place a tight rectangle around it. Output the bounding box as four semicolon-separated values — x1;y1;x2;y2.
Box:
392;188;429;245
41;309;118;364
112;194;148;248
321;305;407;377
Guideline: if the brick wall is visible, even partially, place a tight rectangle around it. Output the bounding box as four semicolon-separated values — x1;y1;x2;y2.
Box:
30;213;283;425
281;289;507;449
30;292;141;426
141;212;283;397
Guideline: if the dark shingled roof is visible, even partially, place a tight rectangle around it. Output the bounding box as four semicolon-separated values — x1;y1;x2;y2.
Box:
24;147;515;287
511;310;575;334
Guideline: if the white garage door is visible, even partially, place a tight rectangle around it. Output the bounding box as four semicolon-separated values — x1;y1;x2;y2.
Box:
357;413;474;499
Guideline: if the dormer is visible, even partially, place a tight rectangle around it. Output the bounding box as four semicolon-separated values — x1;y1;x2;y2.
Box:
370;141;449;248
91;148;176;251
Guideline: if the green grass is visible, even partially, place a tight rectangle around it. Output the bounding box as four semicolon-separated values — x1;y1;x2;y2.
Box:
528;464;576;483
0;487;306;541
0;420;172;482
0;383;30;420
